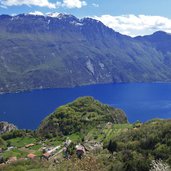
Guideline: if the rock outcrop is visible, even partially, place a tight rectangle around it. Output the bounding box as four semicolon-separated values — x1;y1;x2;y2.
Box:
0;122;17;134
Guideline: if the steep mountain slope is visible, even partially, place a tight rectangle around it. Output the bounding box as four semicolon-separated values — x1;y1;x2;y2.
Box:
136;31;171;66
37;96;128;137
0;14;171;92
136;31;171;52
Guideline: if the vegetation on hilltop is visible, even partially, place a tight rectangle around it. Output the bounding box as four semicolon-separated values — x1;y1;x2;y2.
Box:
0;97;170;171
38;96;128;138
104;119;171;171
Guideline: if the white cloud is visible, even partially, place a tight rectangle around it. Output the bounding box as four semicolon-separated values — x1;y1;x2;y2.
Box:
93;14;171;37
29;11;44;16
62;0;87;8
0;0;57;8
0;4;7;8
0;0;87;9
92;3;99;7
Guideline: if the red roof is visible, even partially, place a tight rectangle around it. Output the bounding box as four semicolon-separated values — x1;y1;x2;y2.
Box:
43;152;51;158
27;153;36;159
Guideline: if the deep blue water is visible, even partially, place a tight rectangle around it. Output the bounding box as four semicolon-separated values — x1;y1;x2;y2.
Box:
0;83;171;130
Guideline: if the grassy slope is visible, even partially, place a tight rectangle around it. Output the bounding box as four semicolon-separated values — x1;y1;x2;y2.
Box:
1;119;170;171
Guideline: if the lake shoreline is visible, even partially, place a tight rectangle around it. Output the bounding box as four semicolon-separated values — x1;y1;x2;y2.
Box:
1;81;171;95
0;83;171;130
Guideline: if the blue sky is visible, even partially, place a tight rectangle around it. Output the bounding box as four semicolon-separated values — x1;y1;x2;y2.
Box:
0;0;171;36
0;0;171;18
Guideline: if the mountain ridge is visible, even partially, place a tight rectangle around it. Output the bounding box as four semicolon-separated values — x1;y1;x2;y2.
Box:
0;13;171;93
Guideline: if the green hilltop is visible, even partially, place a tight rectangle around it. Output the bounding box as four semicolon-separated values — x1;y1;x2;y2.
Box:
38;96;128;138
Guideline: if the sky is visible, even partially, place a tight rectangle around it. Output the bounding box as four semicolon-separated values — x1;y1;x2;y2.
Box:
0;0;171;36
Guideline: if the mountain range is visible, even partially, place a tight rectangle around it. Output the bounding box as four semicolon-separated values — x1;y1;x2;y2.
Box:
0;13;171;93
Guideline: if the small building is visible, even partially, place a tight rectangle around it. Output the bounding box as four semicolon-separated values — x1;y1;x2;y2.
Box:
25;143;35;148
7;157;17;163
42;147;52;153
27;153;36;160
75;144;86;159
42;146;60;160
42;152;51;160
105;122;113;129
7;146;15;151
64;137;71;147
18;158;26;161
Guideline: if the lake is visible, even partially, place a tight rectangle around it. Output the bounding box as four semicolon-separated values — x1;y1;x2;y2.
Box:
0;83;171;130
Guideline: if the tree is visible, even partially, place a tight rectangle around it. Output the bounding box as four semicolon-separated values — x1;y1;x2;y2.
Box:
107;140;117;154
0;156;4;164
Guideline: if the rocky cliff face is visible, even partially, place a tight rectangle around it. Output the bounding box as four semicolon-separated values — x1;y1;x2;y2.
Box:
0;122;17;134
0;14;171;93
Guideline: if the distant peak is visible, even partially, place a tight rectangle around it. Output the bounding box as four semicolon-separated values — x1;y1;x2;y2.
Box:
46;12;60;18
150;31;171;38
55;13;77;19
135;31;171;39
81;17;101;23
153;31;167;35
12;12;79;21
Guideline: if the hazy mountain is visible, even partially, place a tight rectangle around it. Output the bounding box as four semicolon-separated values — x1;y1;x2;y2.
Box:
0;14;171;93
136;31;171;66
